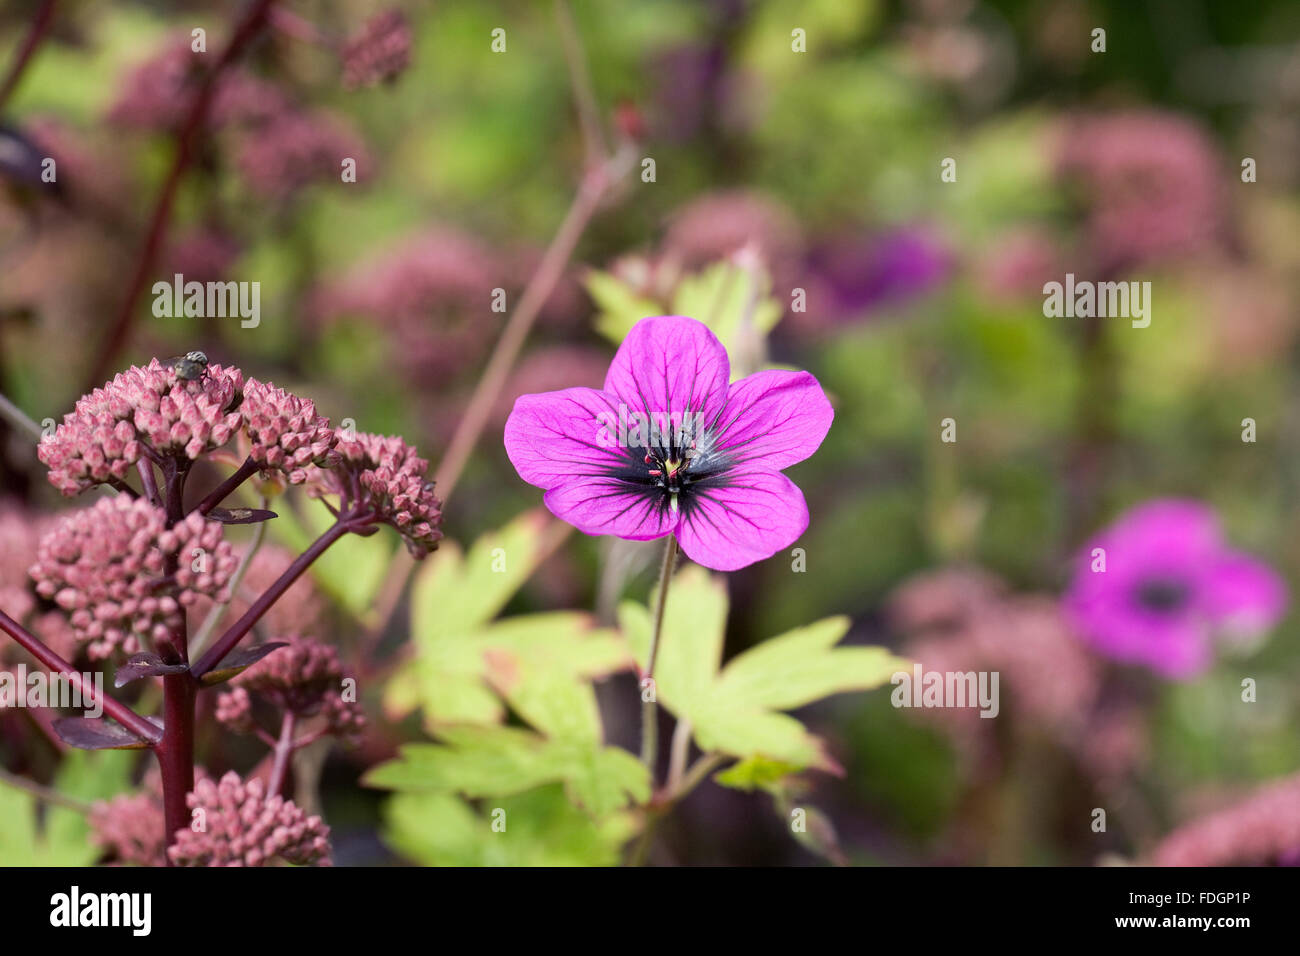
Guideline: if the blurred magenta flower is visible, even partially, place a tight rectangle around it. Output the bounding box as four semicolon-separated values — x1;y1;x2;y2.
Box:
801;226;951;329
1065;500;1287;679
504;315;832;571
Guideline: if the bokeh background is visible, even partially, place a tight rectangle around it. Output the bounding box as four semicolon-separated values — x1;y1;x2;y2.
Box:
3;0;1300;865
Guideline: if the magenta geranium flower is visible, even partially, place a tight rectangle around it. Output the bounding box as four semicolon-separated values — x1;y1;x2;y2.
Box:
1064;499;1287;679
503;315;833;571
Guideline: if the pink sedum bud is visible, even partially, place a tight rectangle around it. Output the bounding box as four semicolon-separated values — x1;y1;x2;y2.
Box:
214;686;255;735
311;432;443;558
241;378;339;484
168;772;332;867
39;359;244;495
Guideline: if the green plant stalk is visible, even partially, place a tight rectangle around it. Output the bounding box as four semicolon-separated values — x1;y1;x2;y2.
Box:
640;535;678;774
0;767;91;814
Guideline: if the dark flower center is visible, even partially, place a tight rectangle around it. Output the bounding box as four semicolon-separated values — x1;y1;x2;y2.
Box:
1134;577;1191;613
605;416;732;517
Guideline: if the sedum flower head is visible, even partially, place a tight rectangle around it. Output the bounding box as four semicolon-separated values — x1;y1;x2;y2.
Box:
214;686;255;735
233;636;347;712
0;499;43;626
234;109;367;201
218;636;365;742
28;497;237;659
168;772;332;867
889;567;1106;770
318;691;367;742
308;228;500;381
312;432;442;558
39;359;244;495
107;38;286;132
87;768;192;866
1056;110;1223;271
240;378;338;484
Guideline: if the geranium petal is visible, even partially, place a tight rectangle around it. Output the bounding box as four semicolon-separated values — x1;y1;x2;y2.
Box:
676;469;808;571
712;369;834;471
1205;551;1287;641
503;387;631;490
1065;591;1214;679
1097;499;1222;572
604;316;730;429
542;480;676;541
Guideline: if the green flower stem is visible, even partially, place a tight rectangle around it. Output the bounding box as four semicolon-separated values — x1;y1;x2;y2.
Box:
640;535;678;774
666;718;692;793
672;752;727;802
628;750;728;866
0;767;91;814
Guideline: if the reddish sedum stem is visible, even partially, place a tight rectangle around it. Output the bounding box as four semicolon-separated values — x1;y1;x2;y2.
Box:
191;516;361;679
137;459;161;506
196;456;260;515
0;608;159;744
0;0;57;111
156;672;197;858
267;711;296;797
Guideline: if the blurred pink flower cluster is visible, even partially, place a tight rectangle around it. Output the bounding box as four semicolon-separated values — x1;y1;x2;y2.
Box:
309;227;503;381
341;9;413;90
889;567;1145;782
108;34;370;202
91;768;332;867
0;501;75;663
1056;110;1225;272
1153;771;1300;866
